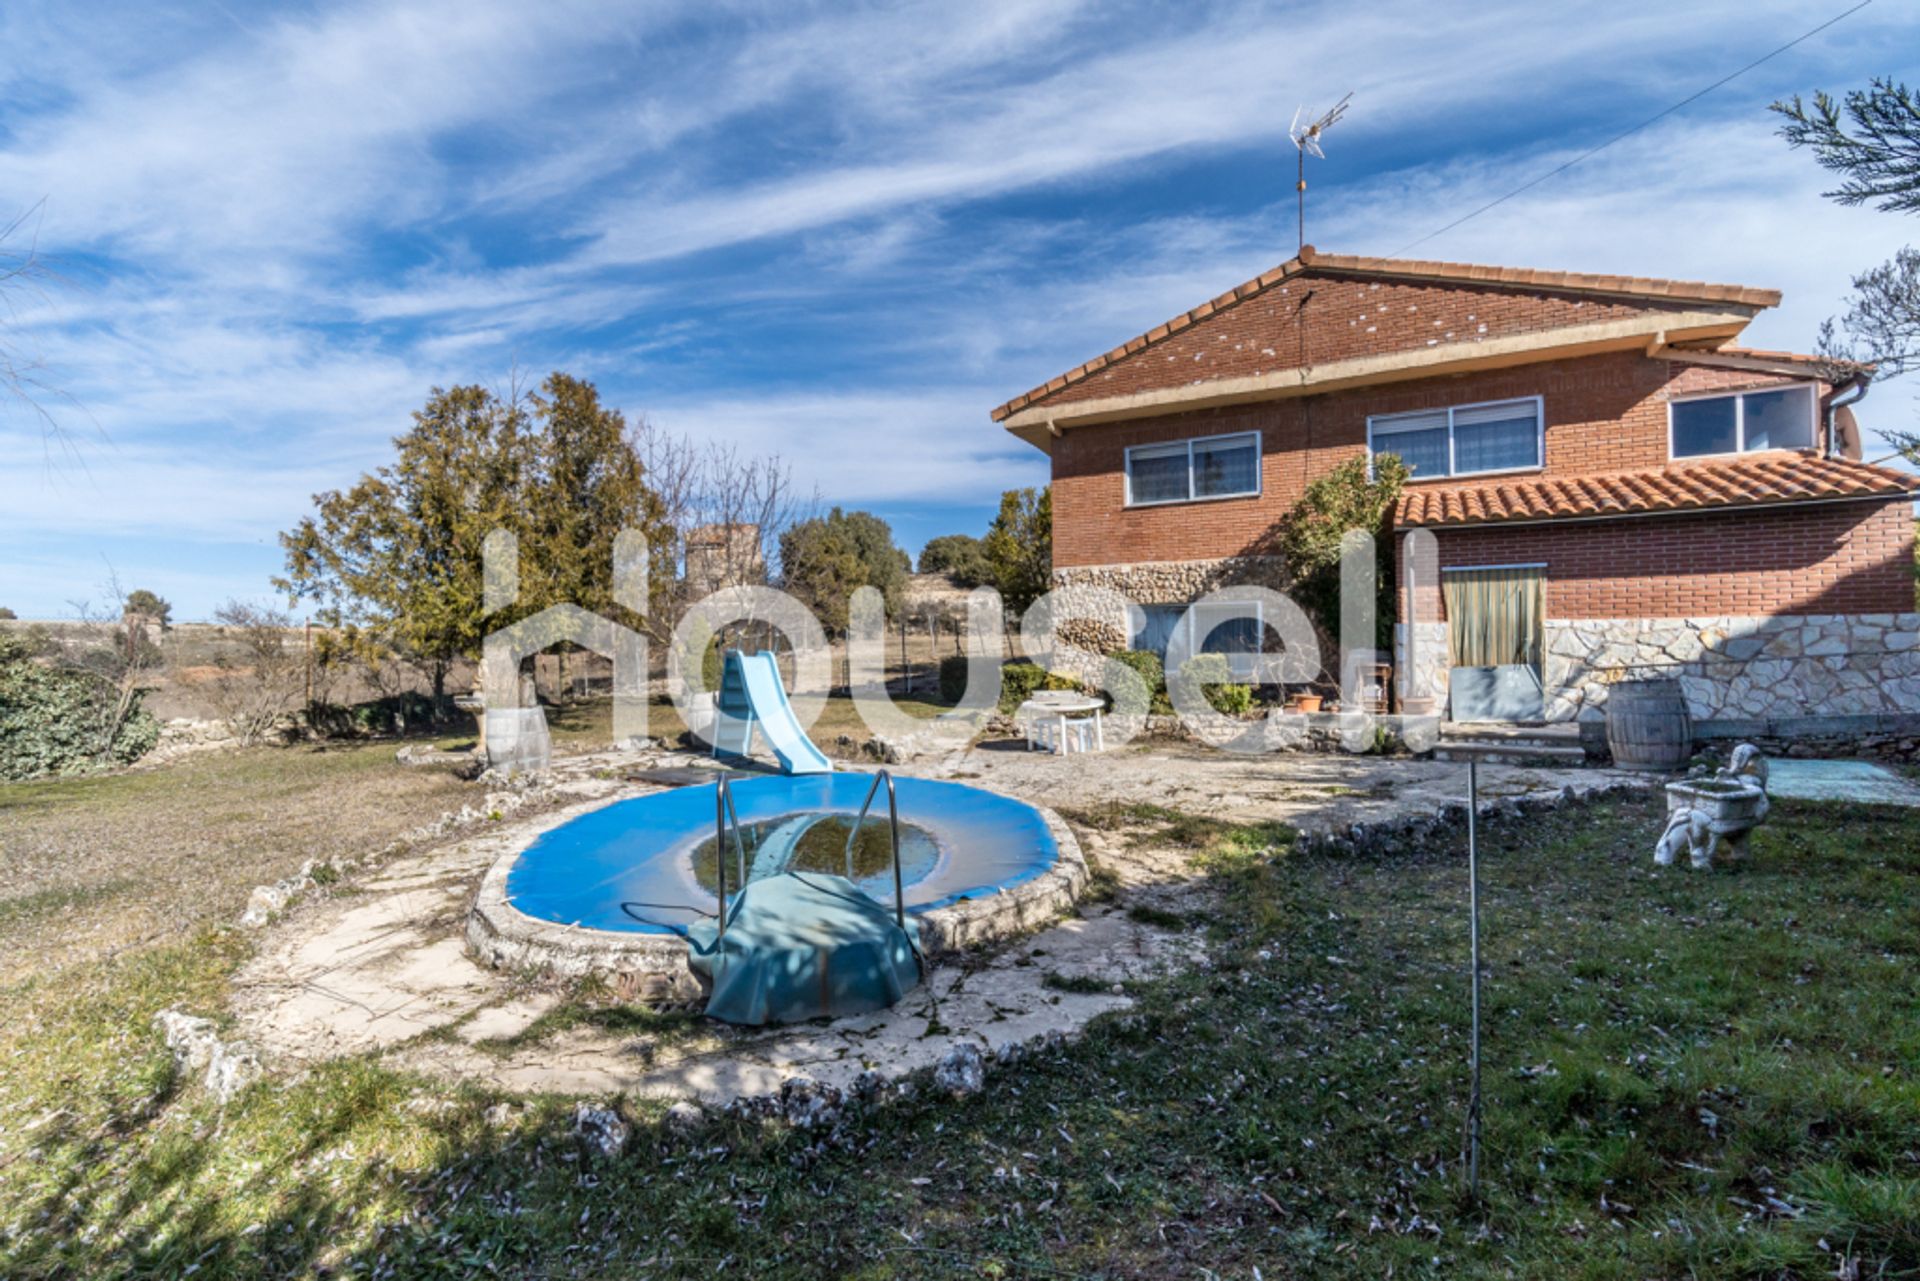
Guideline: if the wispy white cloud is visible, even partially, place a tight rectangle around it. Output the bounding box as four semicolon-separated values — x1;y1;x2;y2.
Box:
1;0;1916;618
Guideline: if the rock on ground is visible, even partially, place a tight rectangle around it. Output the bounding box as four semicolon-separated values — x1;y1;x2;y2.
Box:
934;1042;986;1097
572;1104;630;1158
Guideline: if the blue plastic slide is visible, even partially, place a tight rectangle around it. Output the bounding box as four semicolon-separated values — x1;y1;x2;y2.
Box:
712;650;833;775
686;872;921;1025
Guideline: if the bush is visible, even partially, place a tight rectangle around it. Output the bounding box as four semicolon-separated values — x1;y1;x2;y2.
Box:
938;654;971;703
1106;649;1168;716
305;691;443;739
0;633;159;780
996;661;1082;713
0;607;16;620
1171;653;1256;716
206;600;305;746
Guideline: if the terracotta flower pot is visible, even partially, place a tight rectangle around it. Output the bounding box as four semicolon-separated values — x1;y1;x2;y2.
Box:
1292;694;1323;714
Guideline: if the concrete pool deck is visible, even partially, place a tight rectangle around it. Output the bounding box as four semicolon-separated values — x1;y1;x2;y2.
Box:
1765;759;1920;807
226;737;1655;1107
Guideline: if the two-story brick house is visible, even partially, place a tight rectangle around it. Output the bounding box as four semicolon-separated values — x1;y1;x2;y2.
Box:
991;247;1919;734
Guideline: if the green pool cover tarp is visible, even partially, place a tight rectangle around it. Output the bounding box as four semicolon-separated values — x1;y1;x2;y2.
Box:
685;872;922;1025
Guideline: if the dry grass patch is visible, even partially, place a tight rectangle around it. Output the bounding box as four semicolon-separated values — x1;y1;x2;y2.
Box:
0;743;472;980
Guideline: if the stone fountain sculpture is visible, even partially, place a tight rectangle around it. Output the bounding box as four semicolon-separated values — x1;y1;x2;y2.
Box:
1654;743;1771;870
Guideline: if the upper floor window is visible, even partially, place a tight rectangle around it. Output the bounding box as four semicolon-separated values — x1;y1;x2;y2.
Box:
1367;396;1543;480
1668;385;1816;459
1124;431;1261;506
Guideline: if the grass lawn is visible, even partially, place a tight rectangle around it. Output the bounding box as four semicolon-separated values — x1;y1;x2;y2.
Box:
0;771;1916;1277
0;742;471;984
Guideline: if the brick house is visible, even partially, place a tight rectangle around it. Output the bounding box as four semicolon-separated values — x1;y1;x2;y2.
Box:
991;247;1919;733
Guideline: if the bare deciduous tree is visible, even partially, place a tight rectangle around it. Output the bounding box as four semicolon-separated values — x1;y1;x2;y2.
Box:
0;201;75;446
206;600;306;746
632;417;818;634
62;573;170;762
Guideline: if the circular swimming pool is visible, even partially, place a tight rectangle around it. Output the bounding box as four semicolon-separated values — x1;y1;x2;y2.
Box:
468;772;1087;996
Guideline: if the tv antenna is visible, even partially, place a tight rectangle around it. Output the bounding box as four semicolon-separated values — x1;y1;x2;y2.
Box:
1290;92;1351;253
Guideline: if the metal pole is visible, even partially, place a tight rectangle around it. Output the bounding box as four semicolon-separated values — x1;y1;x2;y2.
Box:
1466;757;1483;1200
1297;146;1306;253
715;781;728;939
887;774;904;929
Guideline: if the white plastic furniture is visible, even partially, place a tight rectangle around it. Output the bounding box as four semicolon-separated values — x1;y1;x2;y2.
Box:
1016;693;1106;755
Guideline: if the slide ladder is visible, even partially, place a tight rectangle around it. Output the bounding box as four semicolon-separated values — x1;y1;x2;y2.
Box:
712;650;833;775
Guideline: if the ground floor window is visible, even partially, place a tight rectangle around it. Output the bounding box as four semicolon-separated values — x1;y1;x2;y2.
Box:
1129;601;1267;679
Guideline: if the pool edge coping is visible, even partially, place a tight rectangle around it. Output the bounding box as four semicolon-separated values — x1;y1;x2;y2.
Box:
466;786;1089;1001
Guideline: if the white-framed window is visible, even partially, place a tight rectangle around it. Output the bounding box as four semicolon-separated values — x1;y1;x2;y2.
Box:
1124;430;1261;506
1367;395;1544;480
1668;384;1817;459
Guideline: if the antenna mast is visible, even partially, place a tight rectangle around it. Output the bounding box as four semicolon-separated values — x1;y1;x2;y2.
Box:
1290;93;1351;253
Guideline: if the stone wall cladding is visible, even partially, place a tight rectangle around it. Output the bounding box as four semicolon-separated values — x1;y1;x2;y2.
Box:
1543;612;1920;725
1052;348;1820;569
1395;622;1450;705
1051;555;1291;603
1046;557;1291;670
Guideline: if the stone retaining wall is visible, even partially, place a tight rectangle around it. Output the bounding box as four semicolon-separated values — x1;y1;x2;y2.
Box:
1396;613;1920;736
1543;613;1920;726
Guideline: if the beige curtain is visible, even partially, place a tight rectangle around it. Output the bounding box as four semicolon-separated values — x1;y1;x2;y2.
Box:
1443;568;1543;669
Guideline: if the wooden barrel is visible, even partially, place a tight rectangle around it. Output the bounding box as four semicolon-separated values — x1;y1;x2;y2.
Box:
1605;679;1692;770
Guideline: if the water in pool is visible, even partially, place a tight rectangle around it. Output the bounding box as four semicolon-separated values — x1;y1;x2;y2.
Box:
505;772;1059;936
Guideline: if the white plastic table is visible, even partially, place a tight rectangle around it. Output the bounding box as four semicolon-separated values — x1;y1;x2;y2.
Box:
1017;695;1106;755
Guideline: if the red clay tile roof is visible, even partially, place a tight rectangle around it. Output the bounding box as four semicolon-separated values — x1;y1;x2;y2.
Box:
990;246;1784;422
1395;454;1918;529
1680;344;1875;372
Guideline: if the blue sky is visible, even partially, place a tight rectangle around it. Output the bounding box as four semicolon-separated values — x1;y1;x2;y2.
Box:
2;0;1917;620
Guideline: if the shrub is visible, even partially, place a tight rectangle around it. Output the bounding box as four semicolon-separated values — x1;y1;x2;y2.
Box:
1171;653;1255;716
1273;454;1408;651
938;654;971;703
997;661;1082;713
0;632;159;780
1208;681;1256;716
0;607;15;620
1106;649;1168;716
206;600;305;746
305;691;442;738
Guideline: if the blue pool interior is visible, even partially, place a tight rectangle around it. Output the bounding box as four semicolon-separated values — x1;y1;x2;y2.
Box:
505;773;1061;935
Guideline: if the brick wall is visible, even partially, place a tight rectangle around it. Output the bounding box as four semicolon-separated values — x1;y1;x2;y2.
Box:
1052;348;1818;568
1399;498;1914;622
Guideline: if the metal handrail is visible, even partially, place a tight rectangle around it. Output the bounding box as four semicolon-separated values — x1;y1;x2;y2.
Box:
714;775;749;937
844;770;906;928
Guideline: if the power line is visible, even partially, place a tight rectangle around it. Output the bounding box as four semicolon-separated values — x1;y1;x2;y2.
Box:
1371;0;1876;264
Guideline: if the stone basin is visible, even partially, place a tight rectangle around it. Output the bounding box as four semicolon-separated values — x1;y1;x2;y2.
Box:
1664;777;1767;835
